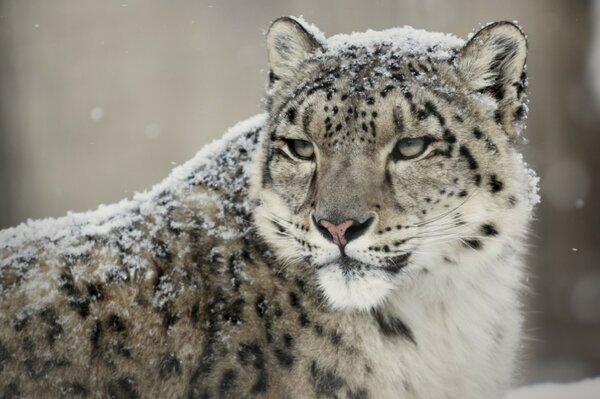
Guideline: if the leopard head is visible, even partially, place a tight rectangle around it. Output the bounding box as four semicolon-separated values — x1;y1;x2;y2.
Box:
251;17;533;311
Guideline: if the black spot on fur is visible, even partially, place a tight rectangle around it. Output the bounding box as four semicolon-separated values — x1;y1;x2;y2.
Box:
286;108;296;124
289;292;301;308
481;224;499;236
107;377;139;399
223;298;245;325
0;341;10;374
219;369;238;394
159;353;181;379
283;333;294;348
254;294;267;319
443;129;456;144
494;110;502;124
2;382;20;398
463;239;482;250
299;312;310;326
310;361;345;396
58;382;88;397
12;314;29;332
238;343;265;369
417;101;445;125
489;174;504;193
459;145;478;170
90;320;102;357
274;348;295;368
372;309;415;343
108;314;126;333
40;308;63;346
473;128;483;139
380;85;394;97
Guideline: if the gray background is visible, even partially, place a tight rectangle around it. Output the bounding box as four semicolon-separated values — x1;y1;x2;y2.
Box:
1;0;599;387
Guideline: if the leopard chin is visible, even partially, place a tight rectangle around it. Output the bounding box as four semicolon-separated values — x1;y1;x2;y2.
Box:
315;257;399;311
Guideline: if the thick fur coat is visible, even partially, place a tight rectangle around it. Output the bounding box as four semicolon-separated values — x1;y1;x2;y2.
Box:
0;18;538;398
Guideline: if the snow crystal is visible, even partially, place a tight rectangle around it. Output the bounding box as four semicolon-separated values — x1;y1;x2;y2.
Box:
90;106;104;121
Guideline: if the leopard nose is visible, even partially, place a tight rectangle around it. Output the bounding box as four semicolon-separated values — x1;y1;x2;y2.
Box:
314;217;374;246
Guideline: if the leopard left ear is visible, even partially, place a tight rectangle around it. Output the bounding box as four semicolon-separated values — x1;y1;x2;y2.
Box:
457;22;528;135
266;17;323;83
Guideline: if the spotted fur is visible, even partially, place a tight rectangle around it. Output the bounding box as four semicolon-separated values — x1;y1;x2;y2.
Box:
0;18;537;398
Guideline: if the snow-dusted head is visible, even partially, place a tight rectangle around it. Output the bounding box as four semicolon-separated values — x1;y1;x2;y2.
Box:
252;17;536;311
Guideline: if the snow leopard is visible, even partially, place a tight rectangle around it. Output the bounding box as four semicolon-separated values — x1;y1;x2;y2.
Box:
0;17;538;399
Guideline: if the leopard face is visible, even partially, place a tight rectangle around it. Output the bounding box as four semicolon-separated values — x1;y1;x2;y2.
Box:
252;17;530;310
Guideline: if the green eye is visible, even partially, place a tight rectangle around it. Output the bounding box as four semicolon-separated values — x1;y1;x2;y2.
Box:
287;139;315;160
393;137;431;160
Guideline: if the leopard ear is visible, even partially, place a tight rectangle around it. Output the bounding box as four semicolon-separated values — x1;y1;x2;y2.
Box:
457;22;528;135
266;17;323;83
458;22;527;93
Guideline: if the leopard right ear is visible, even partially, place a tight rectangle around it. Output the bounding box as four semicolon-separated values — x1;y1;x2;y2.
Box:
266;17;323;83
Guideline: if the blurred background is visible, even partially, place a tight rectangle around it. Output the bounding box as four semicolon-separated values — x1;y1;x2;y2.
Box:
0;0;598;388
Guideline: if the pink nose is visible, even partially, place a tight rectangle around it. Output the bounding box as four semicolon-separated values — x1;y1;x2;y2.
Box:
318;219;355;246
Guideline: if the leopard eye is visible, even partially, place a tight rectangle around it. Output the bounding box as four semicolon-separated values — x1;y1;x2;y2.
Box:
287;139;315;160
393;137;430;160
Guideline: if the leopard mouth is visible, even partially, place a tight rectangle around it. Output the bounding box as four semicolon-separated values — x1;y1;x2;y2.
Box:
317;253;411;278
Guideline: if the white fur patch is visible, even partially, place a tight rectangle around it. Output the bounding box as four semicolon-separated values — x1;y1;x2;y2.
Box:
316;264;395;311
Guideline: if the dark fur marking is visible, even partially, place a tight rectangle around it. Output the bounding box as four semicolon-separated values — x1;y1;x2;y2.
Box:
283;333;294;348
380;85;394;98
489;174;504;193
274;348;295;368
289;292;301;308
310;360;345;396
268;70;279;84
299;312;310;326
481;223;499;236
286;108;297;124
159;352;182;379
494;110;502;124
252;371;269;394
417;101;445;126
302;107;314;135
108;314;126;333
219;370;238;394
238;343;265;370
443;129;456;144
372;309;415;343
463;239;482;250
58;382;88;397
107;377;140;399
255;295;267;318
0;341;10;374
459;145;478;170
12;314;29;332
40;308;63;346
87;283;104;301
473;128;483;139
223;298;245;325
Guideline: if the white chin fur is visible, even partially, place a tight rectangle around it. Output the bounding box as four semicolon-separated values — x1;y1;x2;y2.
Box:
316;265;395;311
